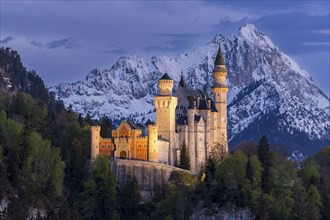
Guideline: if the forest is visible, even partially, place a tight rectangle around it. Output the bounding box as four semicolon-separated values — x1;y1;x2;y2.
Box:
0;47;329;219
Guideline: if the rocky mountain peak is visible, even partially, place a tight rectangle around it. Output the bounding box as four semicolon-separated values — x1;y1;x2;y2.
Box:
50;24;329;154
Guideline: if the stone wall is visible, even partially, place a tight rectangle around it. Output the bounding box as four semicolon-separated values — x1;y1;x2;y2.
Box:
111;159;190;191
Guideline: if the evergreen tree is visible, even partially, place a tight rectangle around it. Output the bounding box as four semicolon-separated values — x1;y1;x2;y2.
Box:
75;156;118;220
307;185;322;220
100;116;112;138
204;156;216;183
257;136;272;192
119;176;141;220
246;158;253;183
179;142;190;170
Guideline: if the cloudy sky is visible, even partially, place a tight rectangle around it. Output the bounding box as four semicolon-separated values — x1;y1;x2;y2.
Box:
0;1;329;95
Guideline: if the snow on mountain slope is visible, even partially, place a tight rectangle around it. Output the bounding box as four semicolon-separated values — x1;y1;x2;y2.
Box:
50;24;329;153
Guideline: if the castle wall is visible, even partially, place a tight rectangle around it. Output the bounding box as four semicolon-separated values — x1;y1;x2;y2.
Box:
195;119;205;173
91;126;101;160
157;139;169;164
154;96;178;166
99;138;114;157
112;159;190;191
187;108;197;174
199;109;211;158
210;112;217;149
177;124;188;147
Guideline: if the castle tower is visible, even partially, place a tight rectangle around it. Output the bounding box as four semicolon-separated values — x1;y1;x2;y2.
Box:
154;73;178;165
91;126;101;160
148;124;158;162
211;45;228;153
187;101;197;174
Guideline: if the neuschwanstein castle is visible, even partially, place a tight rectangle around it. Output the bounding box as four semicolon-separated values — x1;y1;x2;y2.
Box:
91;46;228;174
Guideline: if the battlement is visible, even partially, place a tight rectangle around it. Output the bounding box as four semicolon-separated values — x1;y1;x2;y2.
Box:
158;74;174;96
148;124;158;129
91;126;101;130
100;137;112;141
159;79;174;83
136;136;148;141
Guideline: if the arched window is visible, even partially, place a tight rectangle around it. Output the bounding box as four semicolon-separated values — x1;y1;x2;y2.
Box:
120;151;127;159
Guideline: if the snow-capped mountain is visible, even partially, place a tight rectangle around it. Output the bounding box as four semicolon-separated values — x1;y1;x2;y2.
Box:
50;24;329;154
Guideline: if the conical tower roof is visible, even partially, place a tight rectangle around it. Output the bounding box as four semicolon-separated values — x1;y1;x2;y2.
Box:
160;73;173;80
214;45;225;66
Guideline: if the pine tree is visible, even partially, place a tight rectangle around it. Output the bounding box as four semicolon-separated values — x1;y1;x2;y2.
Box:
179;142;190;170
204;156;216;183
246;158;253;183
257;136;272;192
119;176;141;219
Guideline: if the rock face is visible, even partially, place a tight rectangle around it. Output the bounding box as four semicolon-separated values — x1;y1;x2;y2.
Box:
50;24;329;154
192;202;255;220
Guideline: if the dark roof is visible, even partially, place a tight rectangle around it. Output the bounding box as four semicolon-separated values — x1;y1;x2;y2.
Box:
176;116;188;125
160;73;173;80
214;45;225;66
188;99;195;109
179;87;200;99
198;98;210;110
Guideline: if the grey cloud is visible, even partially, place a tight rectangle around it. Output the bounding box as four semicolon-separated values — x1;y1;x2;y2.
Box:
30;40;43;48
148;32;207;53
0;36;13;44
47;38;77;49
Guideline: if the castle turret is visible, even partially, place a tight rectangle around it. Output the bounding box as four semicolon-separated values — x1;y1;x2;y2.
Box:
187;103;197;174
91;126;101;160
148;124;158;162
154;73;178;165
158;73;174;96
211;45;228;153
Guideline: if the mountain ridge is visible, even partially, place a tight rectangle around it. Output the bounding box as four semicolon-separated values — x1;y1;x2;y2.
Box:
50;24;330;153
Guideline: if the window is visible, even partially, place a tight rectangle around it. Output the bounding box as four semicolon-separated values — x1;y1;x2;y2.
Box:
138;153;141;156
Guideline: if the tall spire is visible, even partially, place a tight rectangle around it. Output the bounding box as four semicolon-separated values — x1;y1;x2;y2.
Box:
214;44;225;66
179;70;186;88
